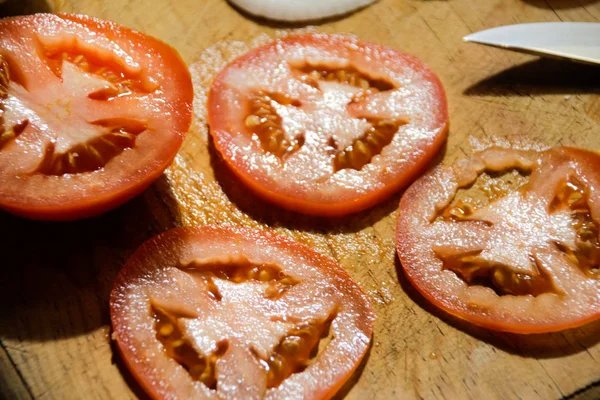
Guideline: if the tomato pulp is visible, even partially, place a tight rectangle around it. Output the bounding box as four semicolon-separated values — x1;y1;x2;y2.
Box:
111;226;374;399
0;13;192;220
208;33;448;217
397;146;600;333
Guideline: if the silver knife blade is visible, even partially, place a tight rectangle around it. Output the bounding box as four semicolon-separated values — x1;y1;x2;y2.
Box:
463;22;600;65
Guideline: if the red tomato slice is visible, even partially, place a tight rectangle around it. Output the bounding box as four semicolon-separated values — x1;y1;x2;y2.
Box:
208;34;448;217
0;13;192;220
396;146;600;333
110;226;374;399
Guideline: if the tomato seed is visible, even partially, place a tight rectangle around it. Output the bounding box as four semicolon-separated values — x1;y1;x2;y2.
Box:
440;253;555;296
244;65;398;163
152;304;221;389
245;115;261;128
259;269;271;282
549;179;600;278
442;200;474;221
0;55;12;149
295;65;394;93
358;78;369;89
248;267;259;279
44;51;150;100
182;259;300;299
333;119;404;172
158;323;174;337
0;55;8;98
262;317;333;389
281;336;301;355
245;92;304;159
36;126;141;175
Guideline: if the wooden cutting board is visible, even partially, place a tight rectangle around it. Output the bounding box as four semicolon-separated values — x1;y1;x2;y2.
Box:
1;0;600;399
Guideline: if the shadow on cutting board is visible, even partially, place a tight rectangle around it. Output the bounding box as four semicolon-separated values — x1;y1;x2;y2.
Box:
522;0;600;10
110;339;152;400
394;256;600;359
0;188;175;342
0;0;52;17
332;339;373;400
464;58;600;98
207;132;413;235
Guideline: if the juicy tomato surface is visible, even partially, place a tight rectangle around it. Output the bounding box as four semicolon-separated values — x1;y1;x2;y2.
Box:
110;226;374;399
0;13;192;220
396;146;600;333
208;33;448;217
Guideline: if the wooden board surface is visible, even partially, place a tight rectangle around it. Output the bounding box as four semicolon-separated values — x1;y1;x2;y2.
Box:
1;0;600;399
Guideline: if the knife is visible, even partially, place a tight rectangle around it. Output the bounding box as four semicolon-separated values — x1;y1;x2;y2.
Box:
463;22;600;65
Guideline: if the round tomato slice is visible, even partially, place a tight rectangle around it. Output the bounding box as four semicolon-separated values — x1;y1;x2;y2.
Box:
110;226;374;399
208;34;448;217
396;146;600;333
0;13;192;220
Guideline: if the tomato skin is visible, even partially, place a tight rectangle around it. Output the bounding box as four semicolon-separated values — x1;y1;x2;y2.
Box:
0;153;176;221
396;146;600;334
0;13;192;220
207;129;447;218
111;226;374;399
207;33;448;217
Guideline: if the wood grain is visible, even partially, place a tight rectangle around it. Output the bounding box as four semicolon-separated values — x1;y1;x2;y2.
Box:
1;0;599;399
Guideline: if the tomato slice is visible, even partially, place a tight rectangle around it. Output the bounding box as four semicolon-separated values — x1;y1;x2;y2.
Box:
0;13;192;220
110;226;374;399
396;146;600;333
208;34;448;217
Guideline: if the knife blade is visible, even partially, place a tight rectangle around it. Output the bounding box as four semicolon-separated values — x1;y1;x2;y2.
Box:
463;22;600;65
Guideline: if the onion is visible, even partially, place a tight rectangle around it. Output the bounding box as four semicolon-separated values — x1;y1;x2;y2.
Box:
229;0;376;22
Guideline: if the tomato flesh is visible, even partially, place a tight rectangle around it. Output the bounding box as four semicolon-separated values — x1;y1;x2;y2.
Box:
208;33;448;217
110;226;374;399
0;14;192;220
396;146;600;333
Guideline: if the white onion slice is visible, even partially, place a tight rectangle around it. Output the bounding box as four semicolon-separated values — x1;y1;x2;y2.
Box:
228;0;376;22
